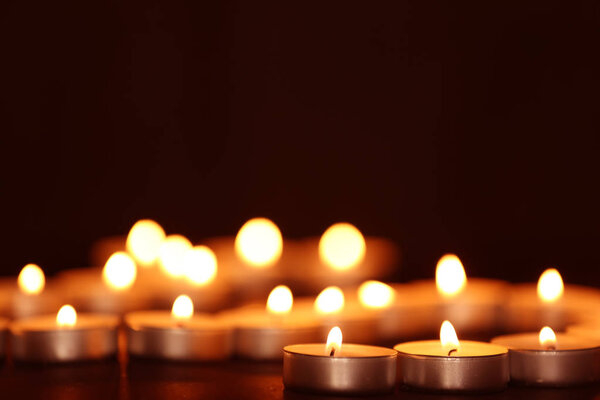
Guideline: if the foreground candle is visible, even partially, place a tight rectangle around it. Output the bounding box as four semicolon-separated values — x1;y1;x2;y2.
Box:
10;305;118;363
126;295;233;361
395;321;509;392
492;326;600;386
283;326;397;395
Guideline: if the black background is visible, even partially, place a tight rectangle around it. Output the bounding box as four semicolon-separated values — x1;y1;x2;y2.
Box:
2;0;600;285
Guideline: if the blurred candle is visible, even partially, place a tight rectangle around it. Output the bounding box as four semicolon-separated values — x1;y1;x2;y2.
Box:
235;218;283;268
126;219;166;267
0;264;61;318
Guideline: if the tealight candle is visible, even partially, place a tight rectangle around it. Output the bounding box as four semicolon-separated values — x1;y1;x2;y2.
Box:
0;264;61;318
283;326;397;395
10;305;119;363
125;295;233;361
395;321;509;392
492;326;600;386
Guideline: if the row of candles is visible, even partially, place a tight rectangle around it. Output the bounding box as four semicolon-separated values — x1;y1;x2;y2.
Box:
2;218;600;395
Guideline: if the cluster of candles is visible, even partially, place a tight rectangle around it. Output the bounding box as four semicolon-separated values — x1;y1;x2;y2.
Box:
2;218;600;395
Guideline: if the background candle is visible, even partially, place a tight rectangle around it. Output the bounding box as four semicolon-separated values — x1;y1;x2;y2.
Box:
0;318;8;358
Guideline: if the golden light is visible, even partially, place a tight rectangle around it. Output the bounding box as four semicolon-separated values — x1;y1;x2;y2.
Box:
266;285;293;314
318;223;366;270
56;305;77;327
314;286;345;314
158;234;193;277
440;320;460;353
234;218;283;268
183;245;218;286
18;264;45;295
172;295;194;320
358;280;395;309
103;251;137;291
325;326;343;356
435;254;467;297
539;326;557;349
126;219;166;266
537;268;564;303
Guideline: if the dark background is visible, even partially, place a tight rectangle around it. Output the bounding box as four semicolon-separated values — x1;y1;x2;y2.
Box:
1;0;599;285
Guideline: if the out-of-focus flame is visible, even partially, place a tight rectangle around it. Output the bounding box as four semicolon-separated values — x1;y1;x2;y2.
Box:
440;320;460;353
56;305;77;327
126;219;166;266
183;245;218;286
234;218;283;268
539;326;557;349
314;286;345;314
266;285;293;314
435;254;467;297
318;223;366;270
103;252;137;290
358;280;395;309
325;326;343;356
537;268;564;303
158;234;193;277
18;264;45;295
172;295;194;320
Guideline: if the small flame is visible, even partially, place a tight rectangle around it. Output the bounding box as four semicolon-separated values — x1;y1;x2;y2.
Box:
172;295;194;320
234;218;283;268
318;223;366;270
440;320;460;354
435;254;467;297
183;245;218;286
314;286;345;314
126;219;166;266
56;305;77;327
325;326;343;356
18;264;46;295
103;251;137;290
158;234;193;277
266;285;293;314
539;326;557;349
537;268;564;302
358;280;395;309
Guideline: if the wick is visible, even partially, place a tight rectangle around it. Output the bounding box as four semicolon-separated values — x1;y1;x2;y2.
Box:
447;348;457;356
545;345;556;351
329;348;336;357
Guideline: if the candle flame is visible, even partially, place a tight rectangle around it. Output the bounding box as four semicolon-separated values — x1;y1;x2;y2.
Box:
158;234;193;277
56;305;77;327
358;280;395;309
440;320;460;354
18;264;46;295
539;326;557;349
325;326;342;356
234;218;283;268
172;295;194;320
435;254;467;297
126;219;166;266
183;245;218;286
318;223;366;270
537;268;564;302
314;286;345;314
103;251;137;290
266;285;293;314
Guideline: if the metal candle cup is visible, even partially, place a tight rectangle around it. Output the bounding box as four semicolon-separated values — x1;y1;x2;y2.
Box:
283;343;397;395
125;310;233;361
492;332;600;386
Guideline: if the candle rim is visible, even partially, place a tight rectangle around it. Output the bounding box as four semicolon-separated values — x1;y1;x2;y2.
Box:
283;343;397;358
491;333;600;351
394;340;508;358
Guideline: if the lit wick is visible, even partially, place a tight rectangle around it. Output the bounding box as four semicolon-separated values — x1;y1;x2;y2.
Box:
326;326;342;358
330;347;336;357
447;348;458;356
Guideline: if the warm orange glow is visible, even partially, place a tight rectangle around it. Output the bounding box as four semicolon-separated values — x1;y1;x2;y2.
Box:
318;223;366;270
183;245;218;286
537;268;564;302
18;264;45;295
172;295;194;319
126;219;166;266
325;326;343;356
539;326;557;349
234;218;283;268
435;254;467;297
266;285;293;314
440;320;460;352
56;305;77;327
358;280;395;309
314;286;345;314
103;251;137;290
158;234;193;277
